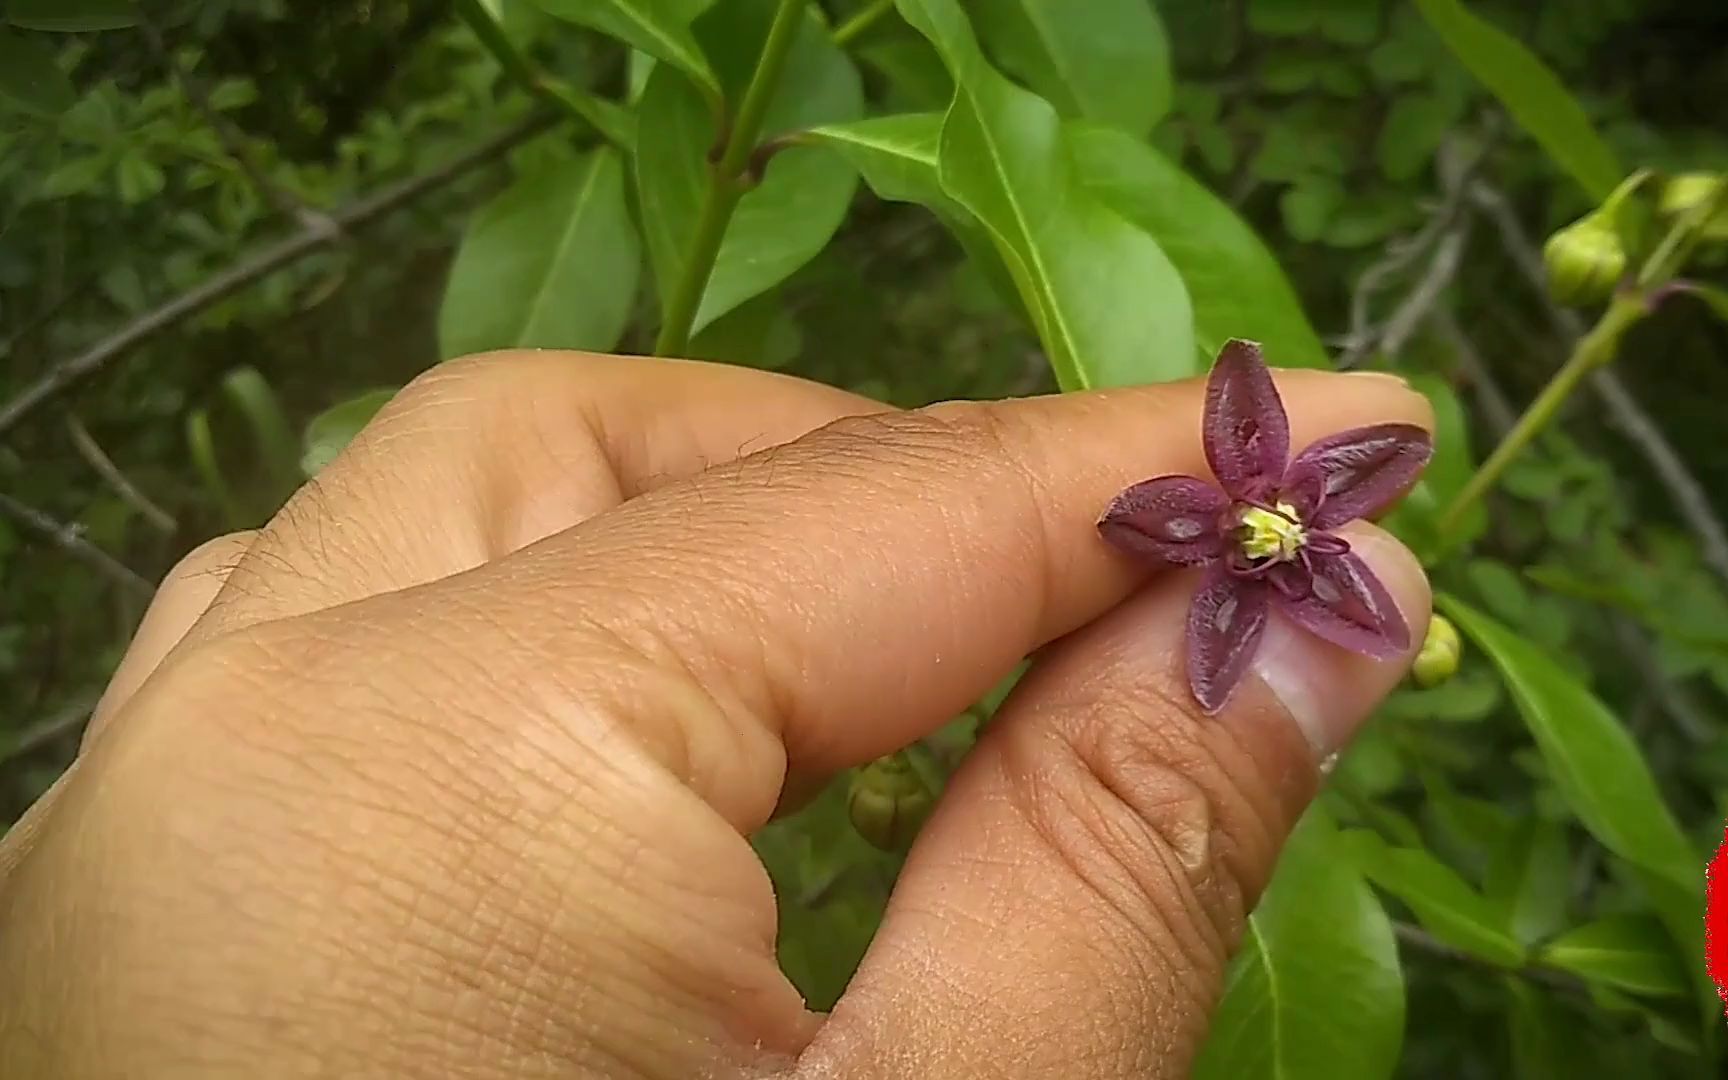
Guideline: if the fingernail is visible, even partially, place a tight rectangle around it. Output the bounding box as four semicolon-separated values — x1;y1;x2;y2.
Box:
1344;370;1412;389
1250;528;1431;757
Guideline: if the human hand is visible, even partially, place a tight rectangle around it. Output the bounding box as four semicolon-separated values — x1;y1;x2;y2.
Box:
0;350;1432;1078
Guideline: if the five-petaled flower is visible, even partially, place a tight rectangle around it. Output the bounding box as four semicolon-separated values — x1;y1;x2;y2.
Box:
1098;339;1433;715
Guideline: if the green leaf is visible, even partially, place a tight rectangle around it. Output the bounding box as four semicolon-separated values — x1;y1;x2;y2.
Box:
969;0;1172;137
636;2;861;336
221;367;300;496
687;290;801;369
1343;829;1527;967
114;152;164;204
533;0;720;100
301;389;398;477
856;35;952;112
1069;124;1327;368
186;409;246;530
896;0;1193;389
5;0;137;31
1483;819;1571;945
1412;0;1621;199
0;29;75;115
1539;915;1690;998
806;113;1021;316
1439;596;1695;888
1193;810;1404;1080
440;148;641;358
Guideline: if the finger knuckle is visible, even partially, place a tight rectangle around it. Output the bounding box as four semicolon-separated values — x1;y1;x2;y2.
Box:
1000;686;1288;976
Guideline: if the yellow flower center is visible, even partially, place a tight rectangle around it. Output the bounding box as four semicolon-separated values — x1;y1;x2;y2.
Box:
1239;502;1306;561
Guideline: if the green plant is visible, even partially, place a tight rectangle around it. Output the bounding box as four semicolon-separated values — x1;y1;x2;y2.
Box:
4;0;1728;1074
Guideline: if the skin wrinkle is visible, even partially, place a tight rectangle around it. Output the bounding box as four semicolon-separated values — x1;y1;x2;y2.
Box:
5;360;1434;1078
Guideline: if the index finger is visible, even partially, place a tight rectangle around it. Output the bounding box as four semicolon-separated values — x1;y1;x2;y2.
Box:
335;368;1432;828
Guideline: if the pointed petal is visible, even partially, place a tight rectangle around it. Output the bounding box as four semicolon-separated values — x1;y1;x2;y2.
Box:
1186;565;1270;714
1283;423;1433;528
1273;551;1410;659
1204;339;1290;500
1099;476;1230;566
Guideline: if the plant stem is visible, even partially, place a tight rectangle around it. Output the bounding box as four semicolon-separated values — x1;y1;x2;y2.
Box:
1439;292;1643;533
453;0;628;147
655;0;809;356
1438;179;1728;536
832;0;896;46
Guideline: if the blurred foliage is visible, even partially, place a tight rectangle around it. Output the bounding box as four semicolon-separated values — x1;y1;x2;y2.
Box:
3;0;1728;1075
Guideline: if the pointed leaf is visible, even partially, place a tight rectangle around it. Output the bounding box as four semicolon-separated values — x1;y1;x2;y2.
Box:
1539;915;1690;998
637;1;861;335
0;30;74;115
1193;809;1404;1080
1438;597;1696;888
894;0;1193;390
1069;125;1327;369
441;148;641;358
1413;0;1620;199
301;389;398;477
1343;830;1527;967
969;0;1172;137
5;0;137;31
533;0;720;99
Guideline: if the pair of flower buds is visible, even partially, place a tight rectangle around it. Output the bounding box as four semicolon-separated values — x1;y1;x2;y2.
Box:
1544;170;1728;306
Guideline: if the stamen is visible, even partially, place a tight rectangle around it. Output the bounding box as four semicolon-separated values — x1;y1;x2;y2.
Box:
1307;532;1351;556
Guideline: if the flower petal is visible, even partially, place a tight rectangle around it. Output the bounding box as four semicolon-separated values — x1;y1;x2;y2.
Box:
1273;551;1410;659
1187;564;1270;715
1204;339;1290;500
1099;475;1229;566
1283;423;1433;528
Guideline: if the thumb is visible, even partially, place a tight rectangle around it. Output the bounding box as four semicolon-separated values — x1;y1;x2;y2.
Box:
802;525;1429;1080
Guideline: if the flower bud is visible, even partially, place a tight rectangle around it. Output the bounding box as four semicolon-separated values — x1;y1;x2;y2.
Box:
1658;172;1728;242
1412;613;1461;688
1543;212;1626;306
847;752;935;852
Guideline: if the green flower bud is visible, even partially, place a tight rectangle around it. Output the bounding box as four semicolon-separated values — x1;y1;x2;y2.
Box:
1543;212;1626;306
848;752;935;852
1658;172;1728;242
1412;613;1461;688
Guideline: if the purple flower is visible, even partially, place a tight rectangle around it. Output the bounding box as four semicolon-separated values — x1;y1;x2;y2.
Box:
1098;340;1432;715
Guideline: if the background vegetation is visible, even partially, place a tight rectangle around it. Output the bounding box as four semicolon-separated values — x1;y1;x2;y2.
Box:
3;0;1727;1075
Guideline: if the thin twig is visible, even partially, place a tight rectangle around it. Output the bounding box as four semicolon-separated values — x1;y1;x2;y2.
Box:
1393;922;1586;998
1;694;98;764
66;416;178;535
138;9;340;237
0;493;152;598
1469;180;1728;586
1336;137;1484;367
0;113;557;437
1380;223;1472;363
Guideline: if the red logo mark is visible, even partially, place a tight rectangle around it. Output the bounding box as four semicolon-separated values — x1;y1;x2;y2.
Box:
1708;821;1728;1013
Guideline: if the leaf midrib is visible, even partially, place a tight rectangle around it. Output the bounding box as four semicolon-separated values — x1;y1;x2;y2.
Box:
949;83;1086;389
605;0;713;89
1248;918;1288;1080
516;153;606;345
